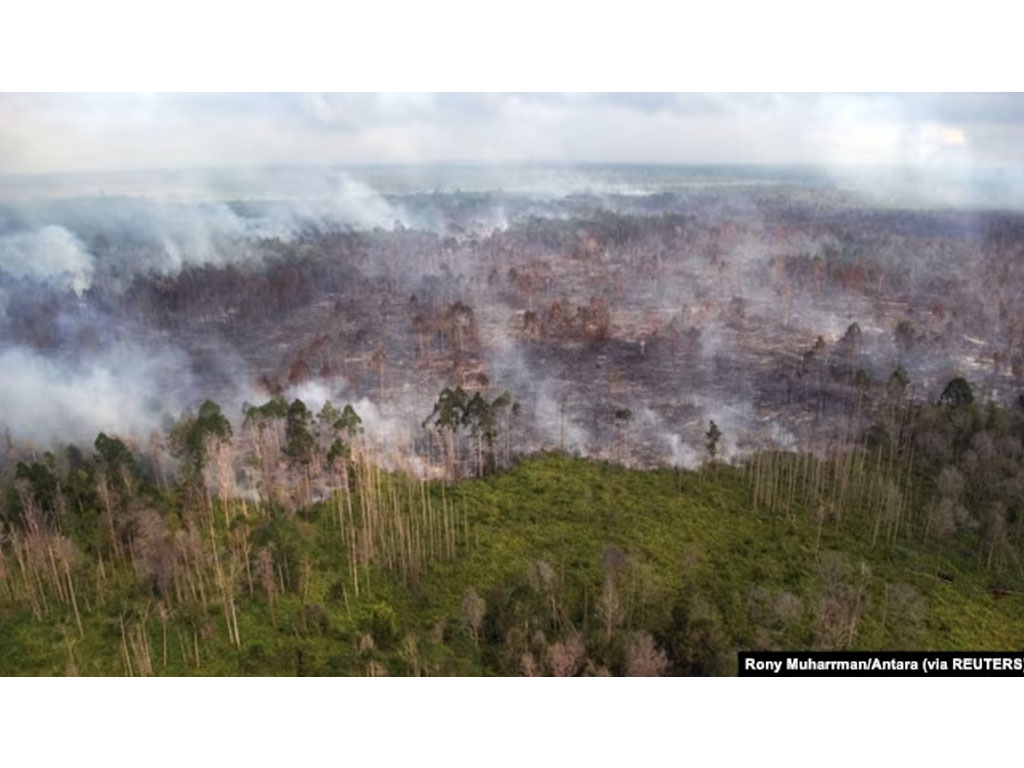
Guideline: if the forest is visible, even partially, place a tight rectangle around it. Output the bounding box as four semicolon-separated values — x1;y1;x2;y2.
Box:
3;375;1024;676
3;166;1024;675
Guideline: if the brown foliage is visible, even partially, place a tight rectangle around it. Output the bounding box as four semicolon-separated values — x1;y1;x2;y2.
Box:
624;631;669;677
547;633;586;677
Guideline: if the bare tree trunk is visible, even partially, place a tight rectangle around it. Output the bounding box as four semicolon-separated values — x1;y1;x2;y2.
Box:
64;561;83;638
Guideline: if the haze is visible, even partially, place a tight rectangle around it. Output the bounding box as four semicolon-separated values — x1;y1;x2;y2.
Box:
2;93;1023;175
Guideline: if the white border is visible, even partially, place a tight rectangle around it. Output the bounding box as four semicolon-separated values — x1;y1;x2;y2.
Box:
0;0;1021;91
1;0;1021;764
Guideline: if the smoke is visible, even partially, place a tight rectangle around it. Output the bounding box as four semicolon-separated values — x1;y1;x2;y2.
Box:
285;377;426;471
533;382;590;454
0;170;431;451
286;379;335;412
0;172;424;455
0;171;412;290
665;433;700;470
0;344;194;448
0;225;92;294
0;159;1018;478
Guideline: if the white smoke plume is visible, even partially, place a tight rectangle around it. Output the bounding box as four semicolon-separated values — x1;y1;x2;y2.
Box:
0;225;93;294
0;344;194;448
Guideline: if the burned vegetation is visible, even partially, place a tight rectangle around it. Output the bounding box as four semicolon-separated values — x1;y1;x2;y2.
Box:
3;176;1024;675
11;188;1024;471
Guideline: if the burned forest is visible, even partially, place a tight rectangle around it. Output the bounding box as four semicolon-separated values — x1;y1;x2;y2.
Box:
4;162;1024;675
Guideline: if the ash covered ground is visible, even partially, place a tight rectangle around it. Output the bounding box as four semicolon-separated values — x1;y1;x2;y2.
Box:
2;164;1023;473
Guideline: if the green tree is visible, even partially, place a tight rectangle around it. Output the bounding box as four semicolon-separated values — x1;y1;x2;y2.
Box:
335;404;363;436
14;455;59;516
423;386;469;433
284;399;315;466
243;396;289;428
94;432;138;492
939;377;974;408
705;420;723;463
424;387;470;477
168;400;232;482
316;401;342;431
326;438;350;466
319;402;362;470
887;366;909;398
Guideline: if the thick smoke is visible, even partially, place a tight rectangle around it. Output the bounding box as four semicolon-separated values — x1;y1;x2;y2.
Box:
0;172;412;290
0;172;418;453
1;162;1020;478
0;225;92;294
0;344;192;448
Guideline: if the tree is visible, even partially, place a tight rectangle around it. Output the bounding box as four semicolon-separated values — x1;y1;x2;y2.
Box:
423;387;469;477
460;391;512;476
244;397;289;428
326;438;350;468
423;386;469;433
460;589;486;642
14;457;59;518
445;301;476;351
705;420;723;463
799;336;827;377
167;400;232;484
284;399;315;466
196;400;233;442
95;433;137;492
243;397;288;500
369;603;398;650
939;377;974;408
836;322;863;357
316;401;342;432
894;319;918;354
598;546;628;645
815;552;867;650
463;393;493;476
318;402;362;471
283;399;317;506
546;634;586;677
526;560;558;623
255;546;277;626
887;366;909;399
625;631;669;676
335;404;363;437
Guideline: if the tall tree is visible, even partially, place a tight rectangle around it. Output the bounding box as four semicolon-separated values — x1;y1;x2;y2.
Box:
705;420;723;463
168;400;232;486
939;377;974;408
284;399;315;467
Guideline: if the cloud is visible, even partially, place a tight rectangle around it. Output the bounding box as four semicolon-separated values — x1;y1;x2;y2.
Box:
1;93;1022;176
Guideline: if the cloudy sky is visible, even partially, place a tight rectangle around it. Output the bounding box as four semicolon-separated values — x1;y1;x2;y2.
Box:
1;93;1022;176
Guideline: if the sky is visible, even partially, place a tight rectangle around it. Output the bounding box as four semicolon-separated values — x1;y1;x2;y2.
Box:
1;93;1023;178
